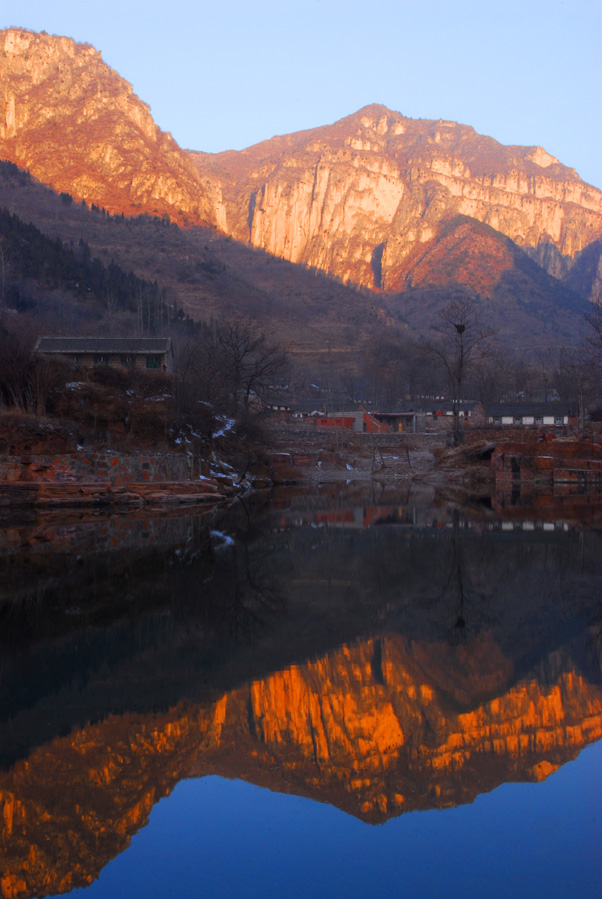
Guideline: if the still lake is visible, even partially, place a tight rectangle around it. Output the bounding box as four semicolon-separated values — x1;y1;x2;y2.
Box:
1;483;601;898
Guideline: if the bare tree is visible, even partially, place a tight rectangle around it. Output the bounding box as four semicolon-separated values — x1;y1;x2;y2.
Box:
173;318;287;431
105;286;119;330
175;330;231;417
361;332;435;406
0;325;36;410
471;348;515;404
216;320;287;415
0;239;16;316
585;305;602;384
582;305;602;417
426;296;494;442
29;356;70;416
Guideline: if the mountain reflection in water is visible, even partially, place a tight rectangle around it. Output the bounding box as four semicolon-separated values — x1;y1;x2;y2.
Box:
0;485;601;898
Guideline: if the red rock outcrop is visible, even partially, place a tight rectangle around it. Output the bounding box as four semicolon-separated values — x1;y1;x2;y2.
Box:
0;29;224;227
2;29;601;298
191;105;602;290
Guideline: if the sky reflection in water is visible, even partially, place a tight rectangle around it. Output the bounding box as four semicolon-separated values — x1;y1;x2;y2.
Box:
64;741;601;899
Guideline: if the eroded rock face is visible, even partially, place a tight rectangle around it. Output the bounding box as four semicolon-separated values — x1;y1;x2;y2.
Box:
2;29;601;299
0;29;224;227
191;105;602;290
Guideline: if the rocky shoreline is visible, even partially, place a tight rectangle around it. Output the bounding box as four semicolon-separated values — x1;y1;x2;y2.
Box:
0;477;239;510
0;447;244;509
3;424;602;512
264;424;494;491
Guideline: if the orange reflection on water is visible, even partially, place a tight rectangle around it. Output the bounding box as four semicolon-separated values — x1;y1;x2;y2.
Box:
1;630;601;897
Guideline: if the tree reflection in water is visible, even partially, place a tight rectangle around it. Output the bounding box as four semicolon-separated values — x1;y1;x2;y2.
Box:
0;487;601;897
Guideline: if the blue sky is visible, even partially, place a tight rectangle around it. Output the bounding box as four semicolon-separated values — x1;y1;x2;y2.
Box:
5;1;601;189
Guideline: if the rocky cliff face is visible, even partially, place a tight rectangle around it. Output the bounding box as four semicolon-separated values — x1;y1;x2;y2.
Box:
0;29;224;227
1;634;601;897
191;105;602;291
2;29;601;306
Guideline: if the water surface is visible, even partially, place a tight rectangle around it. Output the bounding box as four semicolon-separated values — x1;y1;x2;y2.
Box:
1;484;601;897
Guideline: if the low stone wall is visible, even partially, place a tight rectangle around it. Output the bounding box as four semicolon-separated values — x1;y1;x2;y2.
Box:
464;427;579;445
492;440;602;485
466;428;543;445
0;451;192;486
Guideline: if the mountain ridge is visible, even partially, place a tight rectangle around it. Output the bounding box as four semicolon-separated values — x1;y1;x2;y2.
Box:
0;27;599;353
0;28;224;228
189;101;602;292
2;29;601;277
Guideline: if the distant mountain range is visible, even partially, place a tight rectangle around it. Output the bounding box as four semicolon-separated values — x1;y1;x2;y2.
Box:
1;26;601;353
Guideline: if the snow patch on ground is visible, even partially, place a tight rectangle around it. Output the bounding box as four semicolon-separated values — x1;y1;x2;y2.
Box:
213;417;236;439
210;530;235;548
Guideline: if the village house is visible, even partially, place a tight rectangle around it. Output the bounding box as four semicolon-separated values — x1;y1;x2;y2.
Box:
289;399;326;420
484;402;577;429
407;399;483;426
258;390;326;420
315;409;418;433
34;337;174;373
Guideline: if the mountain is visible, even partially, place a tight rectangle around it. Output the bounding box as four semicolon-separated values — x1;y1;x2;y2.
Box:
0;27;598;353
380;216;590;347
564;237;602;305
0;28;223;227
191;103;602;292
0;161;391;374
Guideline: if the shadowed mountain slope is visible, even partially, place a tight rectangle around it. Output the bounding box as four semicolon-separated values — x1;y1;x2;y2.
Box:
0;28;598;352
0;161;590;356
